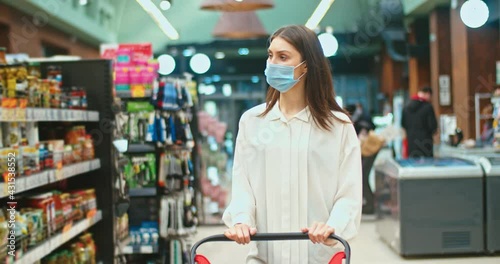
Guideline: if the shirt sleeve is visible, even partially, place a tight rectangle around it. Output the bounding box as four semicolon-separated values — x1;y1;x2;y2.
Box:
222;115;256;227
326;123;362;241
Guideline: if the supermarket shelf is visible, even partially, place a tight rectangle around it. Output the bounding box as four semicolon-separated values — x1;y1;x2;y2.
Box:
0;108;99;122
116;90;153;99
49;159;101;182
0;159;101;199
129;187;157;197
126;144;156;153
166;226;197;239
14;210;102;264
119;242;159;255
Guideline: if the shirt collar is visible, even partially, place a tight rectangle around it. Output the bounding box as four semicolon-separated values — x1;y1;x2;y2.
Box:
265;102;311;123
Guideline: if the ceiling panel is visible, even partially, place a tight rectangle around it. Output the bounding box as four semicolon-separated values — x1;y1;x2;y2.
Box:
113;0;381;52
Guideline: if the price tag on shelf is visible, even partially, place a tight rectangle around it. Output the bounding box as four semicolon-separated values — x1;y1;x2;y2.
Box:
61;221;74;242
33;109;45;121
47;170;56;183
3;109;15;121
86;208;97;220
88;111;99;121
26;108;33;120
60;110;67;120
140;245;153;254
93;159;101;170
62;222;73;233
122;246;133;254
51;109;59;120
15;108;26;121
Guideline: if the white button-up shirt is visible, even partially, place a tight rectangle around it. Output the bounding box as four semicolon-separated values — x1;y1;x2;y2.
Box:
223;103;362;264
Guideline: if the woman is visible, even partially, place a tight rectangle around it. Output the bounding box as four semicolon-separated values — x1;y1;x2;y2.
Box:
223;25;362;264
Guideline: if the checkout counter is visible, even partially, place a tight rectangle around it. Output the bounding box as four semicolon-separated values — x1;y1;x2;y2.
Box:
374;157;484;256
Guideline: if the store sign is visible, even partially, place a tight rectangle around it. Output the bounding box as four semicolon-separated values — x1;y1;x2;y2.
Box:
439;75;451;106
100;43;153;63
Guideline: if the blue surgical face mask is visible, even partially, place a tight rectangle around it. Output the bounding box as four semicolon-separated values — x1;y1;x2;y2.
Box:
264;61;306;93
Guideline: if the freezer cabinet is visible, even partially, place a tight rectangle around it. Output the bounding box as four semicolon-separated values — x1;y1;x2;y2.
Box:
374;157;484;256
476;156;500;254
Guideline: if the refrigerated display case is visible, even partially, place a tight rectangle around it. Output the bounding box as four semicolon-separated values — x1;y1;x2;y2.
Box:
464;155;500;254
374;157;484;256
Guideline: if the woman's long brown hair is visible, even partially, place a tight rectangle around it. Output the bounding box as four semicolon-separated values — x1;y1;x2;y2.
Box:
259;25;349;130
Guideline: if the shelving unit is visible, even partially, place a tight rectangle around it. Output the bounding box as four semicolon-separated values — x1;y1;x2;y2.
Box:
126;143;157;154
0;108;99;122
38;59;116;263
14;210;103;264
0;159;101;198
116;90;153;99
129;187;157;197
113;76;200;263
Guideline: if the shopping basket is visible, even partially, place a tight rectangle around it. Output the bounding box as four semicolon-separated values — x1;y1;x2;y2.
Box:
190;232;351;264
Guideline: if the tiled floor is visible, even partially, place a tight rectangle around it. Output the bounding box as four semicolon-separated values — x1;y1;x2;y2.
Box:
190;220;500;264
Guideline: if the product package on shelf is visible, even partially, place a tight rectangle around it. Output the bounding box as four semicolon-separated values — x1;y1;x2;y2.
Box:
41;232;97;264
0;124;96;184
124;154;156;189
0;63;89;111
0;188;97;263
128;221;159;248
101;43;158;97
158;151;194;195
159;193;197;239
151;78;194;111
121;100;194;148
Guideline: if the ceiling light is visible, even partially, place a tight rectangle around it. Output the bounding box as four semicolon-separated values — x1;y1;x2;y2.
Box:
318;32;338;57
157;54;176;75
460;0;489;28
305;0;336;30
183;47;195;57
160;0;171;10
212;11;267;39
79;0;88;6
212;75;221;82
200;0;274;12
222;83;232;96
135;0;179;40
238;48;250;56
215;51;225;59
190;53;211;74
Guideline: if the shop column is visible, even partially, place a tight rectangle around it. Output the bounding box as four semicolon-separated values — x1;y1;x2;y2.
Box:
408;19;431;97
429;7;454;120
450;0;499;140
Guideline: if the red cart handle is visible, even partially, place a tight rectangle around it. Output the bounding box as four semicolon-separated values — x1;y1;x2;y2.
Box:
190;232;351;264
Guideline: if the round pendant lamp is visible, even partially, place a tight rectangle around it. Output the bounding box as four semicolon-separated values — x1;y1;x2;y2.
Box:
201;0;274;12
213;11;267;39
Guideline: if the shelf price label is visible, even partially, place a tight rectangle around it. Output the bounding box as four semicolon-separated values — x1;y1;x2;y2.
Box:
26;108;33;120
140;245;153;254
86;209;97;220
15;108;26;121
122;246;133;254
33;109;45;121
88;112;99;121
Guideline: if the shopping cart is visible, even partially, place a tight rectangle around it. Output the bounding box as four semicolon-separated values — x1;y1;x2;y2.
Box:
190;232;351;264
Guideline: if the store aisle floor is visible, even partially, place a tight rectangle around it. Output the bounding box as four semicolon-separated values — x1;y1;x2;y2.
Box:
191;220;500;264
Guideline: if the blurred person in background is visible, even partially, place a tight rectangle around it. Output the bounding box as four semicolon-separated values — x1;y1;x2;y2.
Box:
222;25;362;264
345;104;384;215
401;87;438;158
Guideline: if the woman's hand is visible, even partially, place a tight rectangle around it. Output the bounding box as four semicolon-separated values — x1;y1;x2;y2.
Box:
224;224;257;245
301;222;337;246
